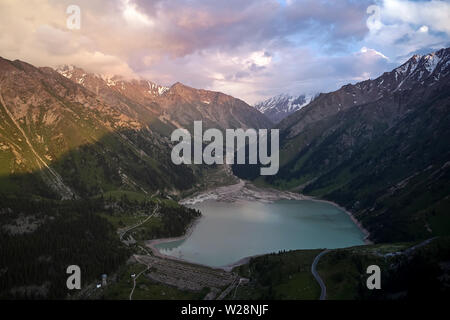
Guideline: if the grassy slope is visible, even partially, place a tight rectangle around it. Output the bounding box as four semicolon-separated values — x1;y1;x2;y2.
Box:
233;250;322;299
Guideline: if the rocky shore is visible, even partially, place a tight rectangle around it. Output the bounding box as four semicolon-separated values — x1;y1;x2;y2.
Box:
180;179;307;205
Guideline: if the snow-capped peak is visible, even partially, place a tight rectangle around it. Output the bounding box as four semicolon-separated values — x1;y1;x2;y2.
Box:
254;93;313;123
55;65;170;96
390;48;450;91
423;53;441;73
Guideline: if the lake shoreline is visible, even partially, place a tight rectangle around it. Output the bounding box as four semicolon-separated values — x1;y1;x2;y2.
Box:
145;215;252;271
180;180;372;244
301;196;372;244
180;179;308;205
145;216;201;258
146;223;273;271
146;180;372;269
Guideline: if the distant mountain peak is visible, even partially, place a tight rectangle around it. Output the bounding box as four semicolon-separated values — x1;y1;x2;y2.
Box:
392;47;450;86
168;81;193;93
254;93;313;123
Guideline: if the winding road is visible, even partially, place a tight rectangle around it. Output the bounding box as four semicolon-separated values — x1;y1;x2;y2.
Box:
119;204;158;241
308;239;436;300
117;205;158;299
129;256;151;300
311;249;330;300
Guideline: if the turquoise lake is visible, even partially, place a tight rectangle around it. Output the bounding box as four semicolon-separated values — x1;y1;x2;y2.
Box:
154;199;366;267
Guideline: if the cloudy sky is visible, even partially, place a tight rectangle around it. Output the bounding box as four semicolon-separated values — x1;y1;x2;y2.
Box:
0;0;449;104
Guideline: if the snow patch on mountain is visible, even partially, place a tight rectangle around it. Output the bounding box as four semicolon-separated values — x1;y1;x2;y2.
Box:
56;65;75;79
423;53;441;73
390;48;450;92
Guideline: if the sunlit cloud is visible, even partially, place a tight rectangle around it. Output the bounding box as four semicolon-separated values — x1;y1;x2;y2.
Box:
121;0;153;27
365;0;450;61
0;0;448;103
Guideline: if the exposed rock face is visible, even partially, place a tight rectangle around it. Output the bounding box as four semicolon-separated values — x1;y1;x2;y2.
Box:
157;82;273;130
0;57;272;199
56;66;272;131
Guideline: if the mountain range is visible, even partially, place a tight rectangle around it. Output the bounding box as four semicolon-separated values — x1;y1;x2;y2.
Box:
234;47;450;242
1;47;449;243
0;58;270;199
56;65;271;132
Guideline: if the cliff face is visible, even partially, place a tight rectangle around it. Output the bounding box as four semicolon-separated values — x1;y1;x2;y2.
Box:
57;66;272;132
